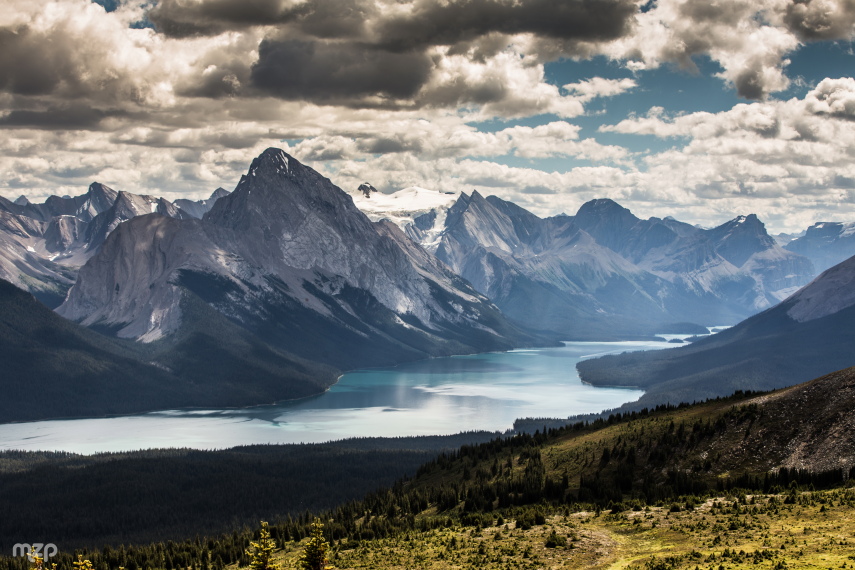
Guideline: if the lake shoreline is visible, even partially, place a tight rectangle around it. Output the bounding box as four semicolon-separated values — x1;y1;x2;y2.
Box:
0;338;696;454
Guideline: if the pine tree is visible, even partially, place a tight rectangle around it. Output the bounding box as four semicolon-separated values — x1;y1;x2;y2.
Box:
72;556;93;570
298;521;329;570
245;522;278;570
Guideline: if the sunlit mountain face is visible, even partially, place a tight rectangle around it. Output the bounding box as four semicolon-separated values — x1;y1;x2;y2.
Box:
2;0;855;238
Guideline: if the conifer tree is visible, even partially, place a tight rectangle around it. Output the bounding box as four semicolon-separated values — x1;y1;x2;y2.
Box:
298;520;329;570
72;556;93;570
246;522;278;570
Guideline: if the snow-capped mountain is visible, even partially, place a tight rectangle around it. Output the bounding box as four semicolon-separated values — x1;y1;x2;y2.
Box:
348;185;459;251
59;149;537;371
577;252;855;408
0;184;229;307
785;221;855;274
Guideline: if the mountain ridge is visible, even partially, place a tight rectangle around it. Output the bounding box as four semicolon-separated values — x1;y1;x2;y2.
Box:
576;252;855;409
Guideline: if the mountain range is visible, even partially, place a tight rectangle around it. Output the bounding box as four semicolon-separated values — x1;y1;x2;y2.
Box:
352;187;820;338
785;221;855;273
0;184;226;307
2;148;855;422
576;251;855;408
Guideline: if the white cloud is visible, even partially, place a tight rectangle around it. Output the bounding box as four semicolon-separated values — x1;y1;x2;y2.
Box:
596;0;854;100
563;77;637;103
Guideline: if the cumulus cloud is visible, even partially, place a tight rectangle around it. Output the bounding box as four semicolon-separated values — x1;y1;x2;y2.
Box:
591;77;855;228
597;0;855;100
784;0;855;40
292;120;628;162
563;77;637;103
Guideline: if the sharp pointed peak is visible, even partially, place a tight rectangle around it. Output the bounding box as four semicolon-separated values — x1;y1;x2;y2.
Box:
88;181;115;194
245;147;302;180
210;187;230;201
14;195;30;206
726;213;762;226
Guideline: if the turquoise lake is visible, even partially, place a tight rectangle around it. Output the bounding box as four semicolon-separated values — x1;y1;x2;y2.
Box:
0;339;680;454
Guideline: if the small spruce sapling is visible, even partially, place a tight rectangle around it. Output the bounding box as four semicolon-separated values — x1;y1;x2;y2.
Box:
299;520;330;570
246;522;278;570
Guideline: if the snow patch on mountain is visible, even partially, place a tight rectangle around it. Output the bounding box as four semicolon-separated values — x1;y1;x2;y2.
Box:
350;186;460;251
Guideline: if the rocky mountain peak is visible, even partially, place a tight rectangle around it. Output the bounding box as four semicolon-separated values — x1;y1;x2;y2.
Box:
357;182;377;198
249;147;295;179
575;198;637;224
572;198;642;254
210;187;230;201
87;182;118;204
75;182;119;222
708;213;776;267
14;195;30;206
205;148;355;234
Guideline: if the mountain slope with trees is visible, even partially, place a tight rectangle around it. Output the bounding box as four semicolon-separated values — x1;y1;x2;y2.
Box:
576;253;855;408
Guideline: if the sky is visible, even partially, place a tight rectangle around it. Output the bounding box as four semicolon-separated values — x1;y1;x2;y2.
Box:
1;0;855;233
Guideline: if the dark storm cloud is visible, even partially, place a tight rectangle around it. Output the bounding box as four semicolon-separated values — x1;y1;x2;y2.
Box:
0;105;122;130
0;24;135;103
0;26;74;96
373;0;637;52
151;0;639;105
250;39;433;100
148;0;637;49
784;0;855;41
148;0;308;38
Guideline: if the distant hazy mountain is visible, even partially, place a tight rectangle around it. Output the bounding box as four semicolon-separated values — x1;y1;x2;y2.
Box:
174;188;231;219
352;189;815;337
785;221;855;274
59;149;538;373
434;192;711;338
0;183;227;307
576;253;855;407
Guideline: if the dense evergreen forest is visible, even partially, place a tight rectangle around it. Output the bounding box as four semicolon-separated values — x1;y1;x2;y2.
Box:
0;433;500;546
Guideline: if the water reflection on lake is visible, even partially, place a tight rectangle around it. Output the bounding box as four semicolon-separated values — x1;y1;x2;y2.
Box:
0;339;673;454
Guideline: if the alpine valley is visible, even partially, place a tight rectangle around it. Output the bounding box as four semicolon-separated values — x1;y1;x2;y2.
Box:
2;148;855;422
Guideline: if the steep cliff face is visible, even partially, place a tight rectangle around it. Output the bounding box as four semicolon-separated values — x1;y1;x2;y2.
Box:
59;149;539;370
0;183;190;306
